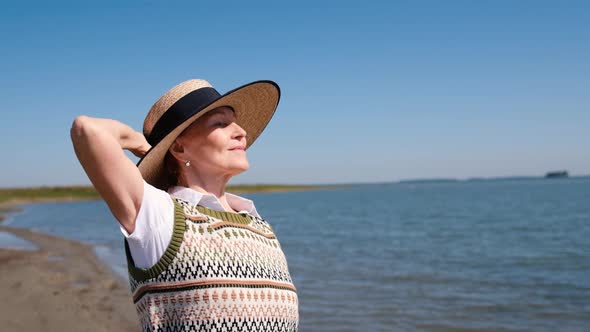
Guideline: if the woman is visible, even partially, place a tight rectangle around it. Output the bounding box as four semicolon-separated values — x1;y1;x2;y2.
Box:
70;79;299;332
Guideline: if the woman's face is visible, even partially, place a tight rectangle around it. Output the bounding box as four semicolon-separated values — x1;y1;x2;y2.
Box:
174;106;249;177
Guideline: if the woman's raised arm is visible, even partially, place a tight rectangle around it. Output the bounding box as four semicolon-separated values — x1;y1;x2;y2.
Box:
70;116;151;233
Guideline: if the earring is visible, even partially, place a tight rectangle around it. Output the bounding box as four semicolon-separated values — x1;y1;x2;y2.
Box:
185;160;191;167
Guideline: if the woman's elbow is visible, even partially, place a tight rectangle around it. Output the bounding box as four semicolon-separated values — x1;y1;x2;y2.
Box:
70;115;92;140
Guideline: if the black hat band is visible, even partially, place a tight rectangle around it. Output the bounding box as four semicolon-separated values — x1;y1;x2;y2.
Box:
147;87;221;146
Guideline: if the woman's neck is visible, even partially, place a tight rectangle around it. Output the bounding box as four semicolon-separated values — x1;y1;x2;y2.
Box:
181;172;235;212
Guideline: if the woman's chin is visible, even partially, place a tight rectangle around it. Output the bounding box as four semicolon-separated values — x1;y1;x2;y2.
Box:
228;162;250;175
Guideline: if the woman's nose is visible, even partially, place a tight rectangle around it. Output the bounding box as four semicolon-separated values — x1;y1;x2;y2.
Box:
231;122;247;139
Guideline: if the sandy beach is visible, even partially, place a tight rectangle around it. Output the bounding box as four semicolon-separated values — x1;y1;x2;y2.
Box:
0;224;139;332
0;186;329;332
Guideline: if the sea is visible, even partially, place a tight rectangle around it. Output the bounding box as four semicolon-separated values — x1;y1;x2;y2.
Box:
2;177;589;331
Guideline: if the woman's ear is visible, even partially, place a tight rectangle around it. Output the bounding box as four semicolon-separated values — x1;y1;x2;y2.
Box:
168;139;186;162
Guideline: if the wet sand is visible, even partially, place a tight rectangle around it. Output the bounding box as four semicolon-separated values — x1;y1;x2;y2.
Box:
0;225;139;332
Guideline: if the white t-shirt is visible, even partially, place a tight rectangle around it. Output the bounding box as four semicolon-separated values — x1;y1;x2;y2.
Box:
120;180;261;269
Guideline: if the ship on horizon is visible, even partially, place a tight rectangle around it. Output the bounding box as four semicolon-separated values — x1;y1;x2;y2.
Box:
544;170;569;178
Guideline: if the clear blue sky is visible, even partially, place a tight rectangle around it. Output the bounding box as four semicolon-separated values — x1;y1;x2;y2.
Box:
1;1;589;187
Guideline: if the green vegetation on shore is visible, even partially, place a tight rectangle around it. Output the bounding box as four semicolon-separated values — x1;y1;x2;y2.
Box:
0;184;339;205
0;186;100;204
0;186;100;220
0;184;340;221
227;184;330;194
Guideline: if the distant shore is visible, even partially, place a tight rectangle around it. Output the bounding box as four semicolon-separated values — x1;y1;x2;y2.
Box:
396;174;590;184
0;184;343;222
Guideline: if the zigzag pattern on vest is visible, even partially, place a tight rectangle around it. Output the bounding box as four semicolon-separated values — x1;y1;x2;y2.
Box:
124;196;299;332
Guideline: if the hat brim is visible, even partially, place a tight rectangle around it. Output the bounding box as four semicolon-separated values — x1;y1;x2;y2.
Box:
137;80;280;190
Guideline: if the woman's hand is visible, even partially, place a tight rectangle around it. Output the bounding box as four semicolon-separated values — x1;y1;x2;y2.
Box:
126;131;152;158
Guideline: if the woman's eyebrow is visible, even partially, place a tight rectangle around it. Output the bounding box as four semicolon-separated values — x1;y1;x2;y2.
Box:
206;112;235;125
211;110;237;121
208;108;234;117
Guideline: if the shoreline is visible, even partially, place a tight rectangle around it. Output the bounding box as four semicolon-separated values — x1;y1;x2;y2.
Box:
0;186;341;331
0;186;344;331
0;224;139;331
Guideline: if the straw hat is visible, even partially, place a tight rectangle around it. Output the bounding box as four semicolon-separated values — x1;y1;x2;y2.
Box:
137;79;280;190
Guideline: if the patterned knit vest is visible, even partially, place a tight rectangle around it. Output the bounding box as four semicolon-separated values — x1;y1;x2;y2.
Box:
124;196;299;332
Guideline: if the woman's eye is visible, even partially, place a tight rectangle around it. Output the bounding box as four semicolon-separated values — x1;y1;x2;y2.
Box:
214;121;227;127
